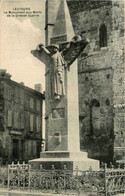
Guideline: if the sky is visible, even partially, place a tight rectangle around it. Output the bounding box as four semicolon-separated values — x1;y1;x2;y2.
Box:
0;0;46;91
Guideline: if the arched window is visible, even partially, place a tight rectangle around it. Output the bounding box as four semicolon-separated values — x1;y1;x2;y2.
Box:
99;24;107;48
90;99;100;135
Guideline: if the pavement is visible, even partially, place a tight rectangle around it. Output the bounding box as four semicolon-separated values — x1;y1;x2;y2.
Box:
0;189;77;196
0;189;124;196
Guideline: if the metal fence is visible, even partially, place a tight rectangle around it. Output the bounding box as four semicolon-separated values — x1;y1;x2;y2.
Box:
104;163;125;196
0;162;124;195
0;165;8;189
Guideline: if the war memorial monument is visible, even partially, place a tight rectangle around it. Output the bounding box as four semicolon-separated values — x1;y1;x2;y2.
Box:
30;0;99;170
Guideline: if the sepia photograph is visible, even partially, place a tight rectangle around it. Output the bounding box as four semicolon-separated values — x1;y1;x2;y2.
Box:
0;0;125;195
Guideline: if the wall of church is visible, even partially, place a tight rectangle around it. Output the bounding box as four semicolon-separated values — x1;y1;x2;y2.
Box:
68;1;125;162
111;1;125;161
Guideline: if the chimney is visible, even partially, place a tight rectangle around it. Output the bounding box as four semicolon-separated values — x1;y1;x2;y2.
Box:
20;82;25;86
35;84;42;93
0;69;12;79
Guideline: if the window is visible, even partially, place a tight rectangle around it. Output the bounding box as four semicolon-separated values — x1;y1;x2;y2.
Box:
99;24;107;48
13;112;19;129
13;139;19;161
92;106;100;130
33;141;36;157
37;142;41;158
30;114;34;132
90;99;100;135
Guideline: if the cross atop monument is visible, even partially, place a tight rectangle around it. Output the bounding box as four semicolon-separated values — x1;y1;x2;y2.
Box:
32;0;88;152
31;0;99;170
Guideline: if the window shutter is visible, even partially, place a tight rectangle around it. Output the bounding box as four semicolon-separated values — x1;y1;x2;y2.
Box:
8;110;12;127
20;90;24;105
30;98;34;109
21;114;24;129
30;114;34;132
36;117;40;133
36;100;40;111
15;88;18;103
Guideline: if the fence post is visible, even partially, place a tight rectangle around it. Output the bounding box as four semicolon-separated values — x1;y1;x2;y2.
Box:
28;164;31;190
75;166;79;177
104;163;107;196
40;164;43;170
51;165;55;192
8;164;10;191
63;165;67;192
64;165;67;170
75;166;80;195
17;161;20;189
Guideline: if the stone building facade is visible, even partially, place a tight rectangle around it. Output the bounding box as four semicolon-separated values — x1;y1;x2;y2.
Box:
45;0;125;163
0;70;44;164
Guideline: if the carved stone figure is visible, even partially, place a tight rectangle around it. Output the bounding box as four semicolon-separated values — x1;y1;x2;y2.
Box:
38;44;66;99
34;37;89;100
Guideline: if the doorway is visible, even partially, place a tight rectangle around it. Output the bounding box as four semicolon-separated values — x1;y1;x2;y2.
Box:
13;139;19;162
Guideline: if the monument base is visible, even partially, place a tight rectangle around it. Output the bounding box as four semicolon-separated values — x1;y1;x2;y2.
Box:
29;151;99;171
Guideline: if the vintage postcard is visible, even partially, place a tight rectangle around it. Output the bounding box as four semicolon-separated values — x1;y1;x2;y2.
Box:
0;0;124;195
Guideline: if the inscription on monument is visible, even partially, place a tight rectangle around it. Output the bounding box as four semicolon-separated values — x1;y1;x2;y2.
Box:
52;108;65;119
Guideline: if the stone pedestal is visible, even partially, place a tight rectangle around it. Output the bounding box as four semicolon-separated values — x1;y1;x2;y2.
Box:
30;151;99;171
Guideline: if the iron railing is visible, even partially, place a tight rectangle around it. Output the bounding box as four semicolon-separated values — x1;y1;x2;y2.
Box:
0;162;124;195
0;165;8;189
104;163;125;196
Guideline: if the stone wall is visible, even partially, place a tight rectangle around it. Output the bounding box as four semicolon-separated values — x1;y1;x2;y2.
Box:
68;0;125;162
114;105;125;161
111;1;125;161
79;68;114;162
